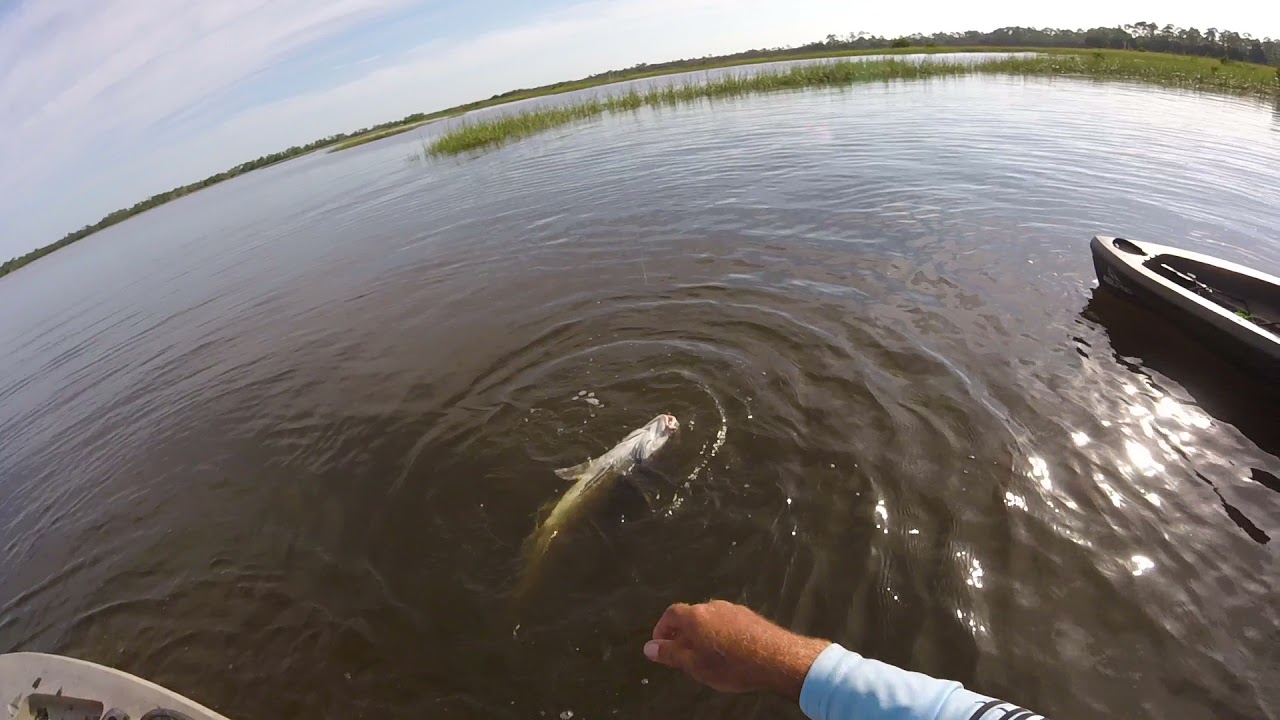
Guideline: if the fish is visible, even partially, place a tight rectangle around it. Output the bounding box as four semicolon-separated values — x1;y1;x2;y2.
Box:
517;413;680;599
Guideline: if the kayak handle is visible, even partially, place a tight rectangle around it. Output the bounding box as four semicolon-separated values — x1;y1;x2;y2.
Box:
1112;237;1147;256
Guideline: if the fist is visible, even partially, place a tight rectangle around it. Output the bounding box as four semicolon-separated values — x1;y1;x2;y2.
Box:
642;600;830;700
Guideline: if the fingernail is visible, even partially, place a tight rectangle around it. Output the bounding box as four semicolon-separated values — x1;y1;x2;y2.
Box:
643;641;659;661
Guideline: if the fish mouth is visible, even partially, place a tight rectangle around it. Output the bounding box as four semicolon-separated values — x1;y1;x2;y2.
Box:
661;414;680;432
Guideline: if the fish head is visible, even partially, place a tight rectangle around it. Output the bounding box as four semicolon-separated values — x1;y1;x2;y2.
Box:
633;413;679;461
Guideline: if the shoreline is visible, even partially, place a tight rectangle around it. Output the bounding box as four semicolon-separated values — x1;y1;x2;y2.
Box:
428;52;1280;156
4;47;1277;279
327;119;441;152
325;46;1043;153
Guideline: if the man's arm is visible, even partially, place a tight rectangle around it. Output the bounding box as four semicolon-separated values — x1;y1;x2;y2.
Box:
642;600;1046;720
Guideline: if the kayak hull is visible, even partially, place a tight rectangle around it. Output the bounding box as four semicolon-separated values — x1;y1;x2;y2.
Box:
1090;235;1280;373
0;652;233;720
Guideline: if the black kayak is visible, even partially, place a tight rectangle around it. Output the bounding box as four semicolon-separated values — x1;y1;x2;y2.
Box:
1090;235;1280;372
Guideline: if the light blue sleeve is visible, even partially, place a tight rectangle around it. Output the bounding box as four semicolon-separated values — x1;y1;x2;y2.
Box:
799;644;1046;720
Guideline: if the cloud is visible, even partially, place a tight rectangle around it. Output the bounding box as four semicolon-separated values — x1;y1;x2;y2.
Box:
0;0;418;253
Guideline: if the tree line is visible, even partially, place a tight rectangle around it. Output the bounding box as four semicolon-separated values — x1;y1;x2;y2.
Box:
870;24;1276;64
599;23;1279;79
4;21;1278;279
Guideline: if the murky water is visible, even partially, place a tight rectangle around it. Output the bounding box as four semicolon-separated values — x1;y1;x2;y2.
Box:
2;70;1278;720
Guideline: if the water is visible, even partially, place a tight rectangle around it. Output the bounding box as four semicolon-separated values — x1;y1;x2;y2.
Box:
2;71;1279;720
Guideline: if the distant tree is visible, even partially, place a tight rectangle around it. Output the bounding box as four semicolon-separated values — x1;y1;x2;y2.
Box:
1084;29;1109;48
1249;40;1268;64
891;37;911;48
1180;27;1202;53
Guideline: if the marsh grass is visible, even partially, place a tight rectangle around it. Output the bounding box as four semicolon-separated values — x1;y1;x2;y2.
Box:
430;52;1279;157
430;60;968;155
986;51;1278;95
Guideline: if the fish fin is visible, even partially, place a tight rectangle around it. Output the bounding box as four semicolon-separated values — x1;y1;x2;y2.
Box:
619;473;660;513
623;465;671;506
554;460;593;482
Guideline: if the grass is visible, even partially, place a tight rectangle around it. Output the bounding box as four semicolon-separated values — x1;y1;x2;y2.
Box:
430;60;972;155
330;47;1056;154
1013;49;1280;95
329;46;1028;153
442;46;1033;101
429;51;1280;157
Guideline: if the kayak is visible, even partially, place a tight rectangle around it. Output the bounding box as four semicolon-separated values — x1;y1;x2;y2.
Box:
0;652;233;720
1089;235;1280;371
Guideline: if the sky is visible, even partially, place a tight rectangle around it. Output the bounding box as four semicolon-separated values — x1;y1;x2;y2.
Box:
1;0;1277;258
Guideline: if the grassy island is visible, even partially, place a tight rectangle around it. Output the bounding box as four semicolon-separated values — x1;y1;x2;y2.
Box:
428;52;1280;156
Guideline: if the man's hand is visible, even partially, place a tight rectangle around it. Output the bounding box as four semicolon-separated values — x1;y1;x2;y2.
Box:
642;600;831;700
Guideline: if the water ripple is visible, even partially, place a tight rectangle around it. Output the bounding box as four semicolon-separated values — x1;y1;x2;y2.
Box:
0;75;1277;720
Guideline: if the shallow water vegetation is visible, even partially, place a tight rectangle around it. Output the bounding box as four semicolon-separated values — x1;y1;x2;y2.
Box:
430;60;970;156
989;50;1278;95
429;52;1279;157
